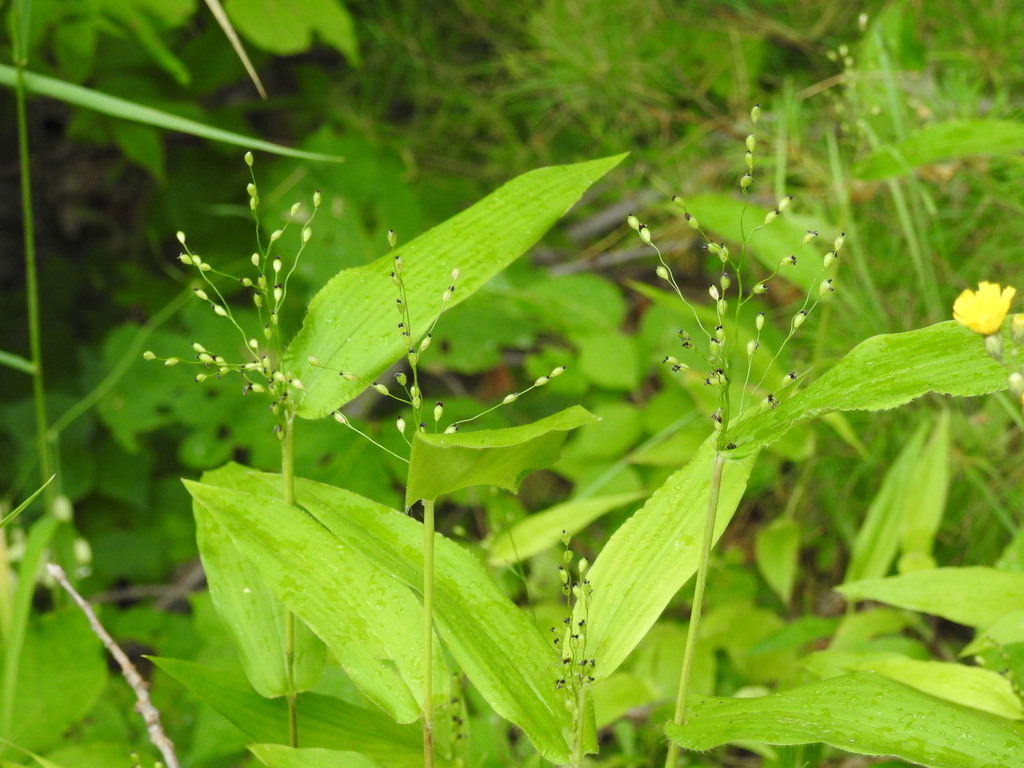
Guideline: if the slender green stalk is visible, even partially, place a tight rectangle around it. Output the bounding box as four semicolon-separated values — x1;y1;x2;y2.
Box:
664;451;726;768
281;414;299;748
421;498;436;768
15;14;56;515
572;686;586;768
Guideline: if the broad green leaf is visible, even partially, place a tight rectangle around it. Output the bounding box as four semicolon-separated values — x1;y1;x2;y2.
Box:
962;611;1024;657
405;406;596;506
729;322;1006;457
754;517;800;604
0;66;342;162
285;476;574;763
151;658;426;768
225;0;360;64
803;651;1023;720
194;488;326;698
487;492;644;566
845;421;930;583
249;745;382;768
286;154;627;419
679;194;834;292
839;567;1024;628
184;478;448;723
0;740;66;768
665;673;1024;768
580;437;758;679
854;119;1024;180
898;411;950;572
0;349;34;375
2;611;106;755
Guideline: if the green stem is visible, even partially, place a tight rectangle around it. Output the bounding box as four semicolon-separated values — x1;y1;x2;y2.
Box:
421;498;436;768
281;414;299;748
572;686;586;768
664;451;726;768
15;20;55;514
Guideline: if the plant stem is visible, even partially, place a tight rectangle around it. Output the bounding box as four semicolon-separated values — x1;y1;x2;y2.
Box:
14;15;55;515
572;686;586;768
421;498;436;768
281;414;299;748
664;450;726;768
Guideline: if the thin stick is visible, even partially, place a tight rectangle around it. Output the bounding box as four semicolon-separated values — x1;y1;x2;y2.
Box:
421;498;436;768
47;563;180;768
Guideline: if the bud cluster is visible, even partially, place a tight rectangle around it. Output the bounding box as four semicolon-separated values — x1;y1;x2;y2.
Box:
144;153;321;437
551;531;596;728
626;106;844;447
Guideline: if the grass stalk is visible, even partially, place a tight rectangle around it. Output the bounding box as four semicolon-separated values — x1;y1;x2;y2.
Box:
421;498;436;768
664;450;726;768
281;414;299;748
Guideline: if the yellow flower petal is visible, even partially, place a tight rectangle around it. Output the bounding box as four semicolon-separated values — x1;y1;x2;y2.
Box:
953;281;1016;336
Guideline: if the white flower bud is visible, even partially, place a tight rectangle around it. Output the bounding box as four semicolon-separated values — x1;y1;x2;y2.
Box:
143;350;156;360
503;393;518;404
638;225;652;244
246;183;257;197
792;311;807;330
250;198;257;211
290;202;301;218
164;357;180;366
778;195;793;211
819;278;835;297
746;134;756;152
717;299;728;314
747;340;758;356
834;233;846;252
656;265;670;281
685;213;699;229
195;373;207;382
313;190;322;208
53;495;73;522
307;356;321;367
341;372;359;382
197;352;214;363
419;334;432;352
752;282;767;295
269;229;283;243
274;285;284;302
176;231;186;244
444;424;458;434
534;376;550;386
751;104;761;123
780;255;797;267
396;417;406;434
627;214;640;230
251;253;260;266
740;173;753;190
755;311;765;330
1010;372;1024;399
244;151;254;167
372;383;389;396
801;230;818;245
823;251;836;268
302;226;312;243
709;284;720;300
745;151;754;171
250;382;265;393
549;365;566;377
433;402;444;422
764;209;778;224
333;411;349;425
272;257;282;273
212;305;228;317
720;273;731;291
291;378;304;391
451;267;460;281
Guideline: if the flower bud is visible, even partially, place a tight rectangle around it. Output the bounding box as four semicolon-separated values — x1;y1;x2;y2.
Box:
434;402;444;422
396;417;407;434
751;104;761;123
746;340;758;356
715;324;726;342
387;229;397;247
1012;314;1024;345
550;365;566;377
444;424;458;434
746;134;756;152
823;251;836;268
709;284;720;300
656;265;670;281
752;281;767;295
755;312;765;331
195;373;207;382
764;209;778;225
627;214;640;230
197;352;214;364
420;334;432;352
213;304;228;317
1009;372;1024;400
302;227;312;243
985;333;1004;362
671;195;686;208
819;278;834;297
792;311;807;330
246;183;257;197
685;213;698;229
333;411;349;425
780;255;797;267
272;257;282;273
164;357;180;366
313;190;322;208
503;393;518;404
251;253;260;266
340;371;359;381
638;225;652;244
778;195;793;211
780;371;798;389
270;229;283;243
740;173;753;190
801;230;818;245
395;371;407;386
535;376;550;386
290;202;301;218
273;285;284;302
745;151;754;171
244;151;254;167
720;272;731;291
176;231;186;245
834;233;846;252
372;383;389;396
143;350;156;360
717;299;728;314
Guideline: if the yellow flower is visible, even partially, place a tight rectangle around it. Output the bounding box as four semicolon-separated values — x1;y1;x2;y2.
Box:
953;281;1016;335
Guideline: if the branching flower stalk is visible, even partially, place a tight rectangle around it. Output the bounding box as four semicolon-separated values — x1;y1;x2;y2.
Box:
627;106;842;767
144;152;319;746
